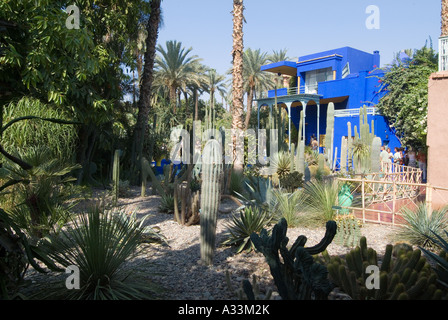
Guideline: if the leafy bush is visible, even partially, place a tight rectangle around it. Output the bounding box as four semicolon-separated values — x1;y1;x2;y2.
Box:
396;203;448;250
279;171;303;191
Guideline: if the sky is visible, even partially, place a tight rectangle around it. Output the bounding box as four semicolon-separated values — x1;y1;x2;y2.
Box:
157;0;442;82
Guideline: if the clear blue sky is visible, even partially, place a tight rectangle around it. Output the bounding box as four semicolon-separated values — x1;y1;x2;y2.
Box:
157;0;441;80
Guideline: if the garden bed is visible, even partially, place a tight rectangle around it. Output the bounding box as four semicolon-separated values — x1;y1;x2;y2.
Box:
24;186;400;300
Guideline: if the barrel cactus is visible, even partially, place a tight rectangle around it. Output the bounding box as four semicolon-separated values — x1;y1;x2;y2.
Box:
200;139;223;265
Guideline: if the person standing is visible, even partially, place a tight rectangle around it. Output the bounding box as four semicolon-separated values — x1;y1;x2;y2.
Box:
417;149;427;182
408;148;417;168
380;146;391;172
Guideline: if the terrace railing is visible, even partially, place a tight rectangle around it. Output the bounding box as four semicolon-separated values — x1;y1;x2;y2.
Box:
335;165;430;225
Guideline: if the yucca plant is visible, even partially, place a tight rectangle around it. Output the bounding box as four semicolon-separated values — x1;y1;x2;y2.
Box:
42;206;160;300
222;206;273;253
396;203;448;250
269;188;306;228
304;178;341;222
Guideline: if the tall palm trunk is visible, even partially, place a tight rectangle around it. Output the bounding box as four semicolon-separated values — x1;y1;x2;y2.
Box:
131;0;162;181
231;0;245;173
244;84;254;129
442;0;448;36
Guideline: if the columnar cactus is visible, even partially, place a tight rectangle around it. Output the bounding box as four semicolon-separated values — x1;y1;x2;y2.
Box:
141;157;150;197
296;110;305;174
200;139;223;265
340;136;348;173
347;122;353;170
325;103;335;168
370;137;382;173
112;149;120;206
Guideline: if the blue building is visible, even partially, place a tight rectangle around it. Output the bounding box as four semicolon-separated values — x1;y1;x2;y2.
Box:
255;46;401;168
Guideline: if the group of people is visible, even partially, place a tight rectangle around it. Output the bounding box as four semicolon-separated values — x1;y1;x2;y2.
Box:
380;145;427;181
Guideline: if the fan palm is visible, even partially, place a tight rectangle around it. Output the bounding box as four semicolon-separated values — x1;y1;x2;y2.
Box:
243;48;271;128
267;48;294;88
205;68;227;127
154;40;203;114
1;146;81;239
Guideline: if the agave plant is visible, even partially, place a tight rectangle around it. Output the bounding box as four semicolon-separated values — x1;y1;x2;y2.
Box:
222;206;273;253
235;175;273;211
396;203;448;249
42;206;161;300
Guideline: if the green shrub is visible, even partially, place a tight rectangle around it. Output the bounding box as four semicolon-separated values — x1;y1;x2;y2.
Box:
279;171;303;191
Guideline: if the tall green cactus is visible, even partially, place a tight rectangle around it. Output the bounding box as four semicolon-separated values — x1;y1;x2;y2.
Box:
296;110;305;174
325;103;335;168
347;122;353;170
141;157;151;197
112;149;120;206
340;136;348;173
200;139;223;265
370;137;382;173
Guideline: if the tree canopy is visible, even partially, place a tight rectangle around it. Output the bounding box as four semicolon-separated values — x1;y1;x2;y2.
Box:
376;42;438;149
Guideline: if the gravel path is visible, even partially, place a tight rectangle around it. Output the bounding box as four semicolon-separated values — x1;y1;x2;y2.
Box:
24;187;401;300
117;187;400;300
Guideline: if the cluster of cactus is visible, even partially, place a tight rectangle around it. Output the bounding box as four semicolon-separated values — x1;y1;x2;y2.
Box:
200;139;223;265
340;106;382;174
225;271;273;300
334;214;362;248
249;218;337;300
174;165;200;226
321;236;447;299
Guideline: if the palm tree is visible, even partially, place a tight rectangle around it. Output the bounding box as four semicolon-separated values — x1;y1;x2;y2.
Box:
186;62;208;120
268;49;294;88
154;40;202;114
131;0;162;180
243;48;271;129
205;69;227;127
442;0;448;37
231;0;245;172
